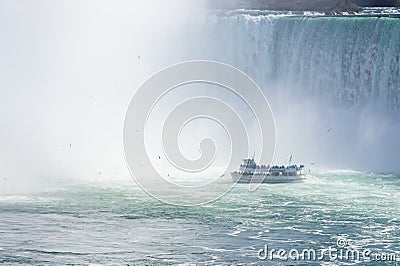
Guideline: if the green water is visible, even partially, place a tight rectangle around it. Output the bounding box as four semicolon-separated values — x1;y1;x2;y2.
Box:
0;170;399;265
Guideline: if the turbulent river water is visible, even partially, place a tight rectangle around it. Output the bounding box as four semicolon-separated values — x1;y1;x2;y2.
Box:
0;171;399;265
1;9;400;265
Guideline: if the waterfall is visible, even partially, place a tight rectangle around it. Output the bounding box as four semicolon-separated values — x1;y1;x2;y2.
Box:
190;14;400;172
203;15;400;110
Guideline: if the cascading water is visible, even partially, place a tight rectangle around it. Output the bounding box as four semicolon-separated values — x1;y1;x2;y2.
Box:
189;14;400;172
205;14;400;110
270;17;400;110
1;4;400;264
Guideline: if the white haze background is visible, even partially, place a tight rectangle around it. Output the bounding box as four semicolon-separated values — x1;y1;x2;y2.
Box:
1;0;399;193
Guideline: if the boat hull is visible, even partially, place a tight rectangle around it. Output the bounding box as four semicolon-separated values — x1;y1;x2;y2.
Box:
231;172;305;183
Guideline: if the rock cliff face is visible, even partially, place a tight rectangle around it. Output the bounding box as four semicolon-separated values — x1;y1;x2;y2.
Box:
353;0;400;6
256;0;359;12
208;0;399;11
